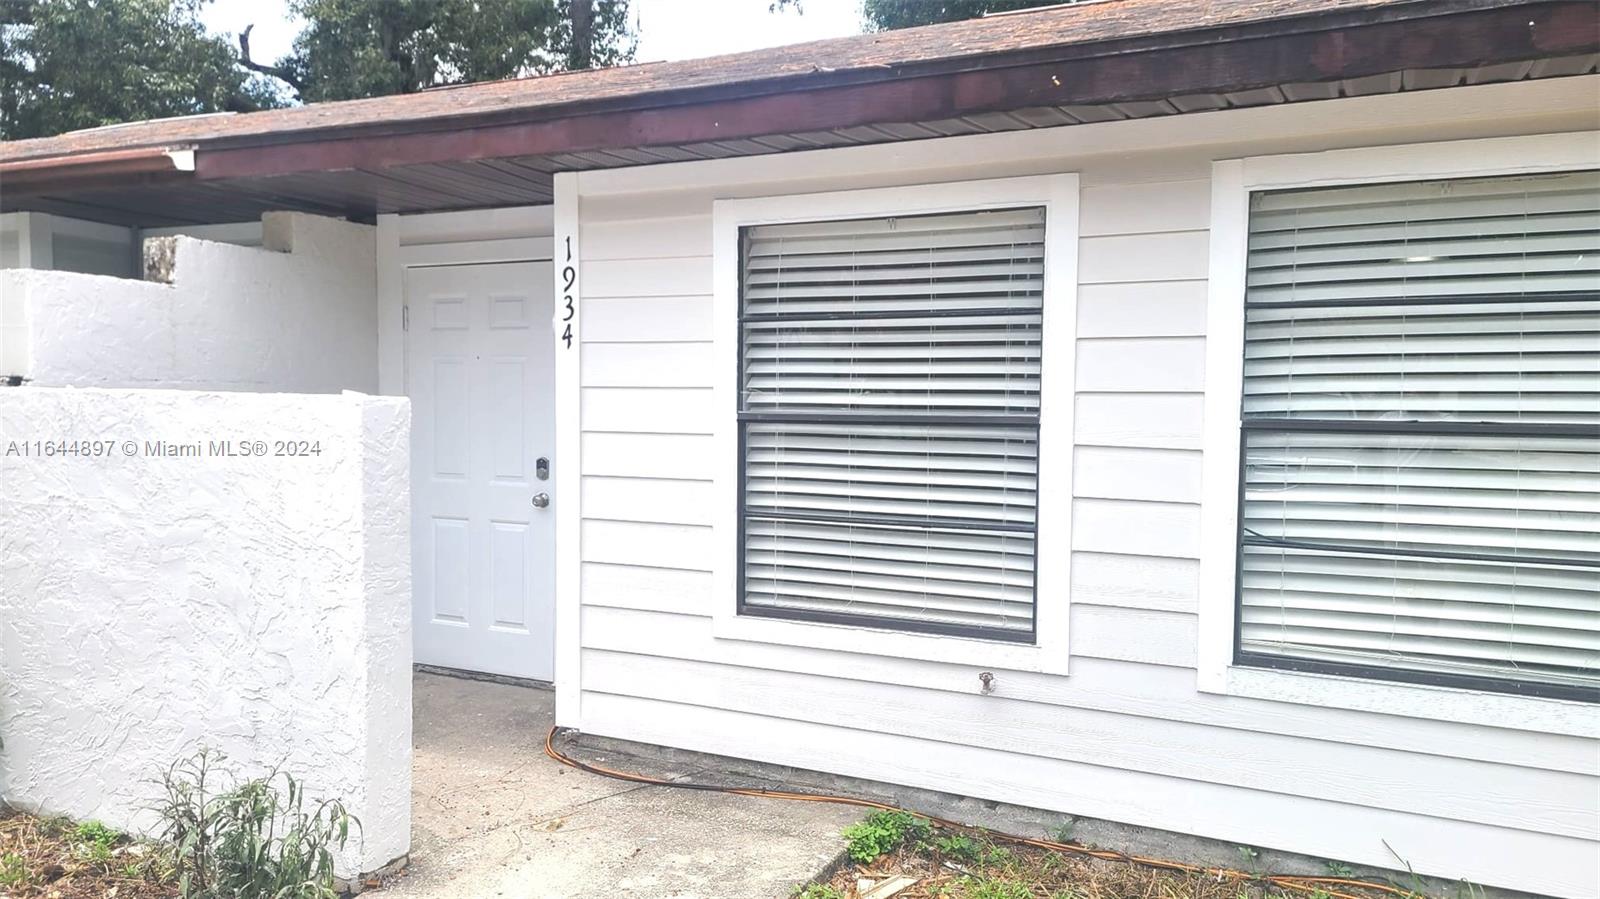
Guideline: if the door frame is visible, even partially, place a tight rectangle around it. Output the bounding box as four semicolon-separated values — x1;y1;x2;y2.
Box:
377;209;569;695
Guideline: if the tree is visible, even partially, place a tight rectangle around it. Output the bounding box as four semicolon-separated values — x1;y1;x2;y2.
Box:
860;0;1070;31
0;0;281;141
248;0;635;104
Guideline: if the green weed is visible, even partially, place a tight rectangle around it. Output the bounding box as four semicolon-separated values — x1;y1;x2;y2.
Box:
841;811;931;864
154;748;358;899
981;843;1018;868
0;851;27;888
932;833;982;862
968;877;1033;899
1047;818;1077;843
73;819;121;867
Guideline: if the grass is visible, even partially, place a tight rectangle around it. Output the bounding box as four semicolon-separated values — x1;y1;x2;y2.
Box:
0;808;177;898
800;811;1411;899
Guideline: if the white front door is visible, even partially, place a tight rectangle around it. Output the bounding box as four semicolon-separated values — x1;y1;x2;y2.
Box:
406;260;556;681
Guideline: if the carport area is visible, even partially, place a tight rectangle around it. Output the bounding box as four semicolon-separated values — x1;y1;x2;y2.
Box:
388;671;861;898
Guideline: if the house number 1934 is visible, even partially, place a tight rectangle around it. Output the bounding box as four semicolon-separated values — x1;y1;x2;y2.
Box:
560;235;576;349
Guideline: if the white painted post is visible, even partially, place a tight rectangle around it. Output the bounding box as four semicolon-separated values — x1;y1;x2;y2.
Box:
375;214;405;396
552;173;582;727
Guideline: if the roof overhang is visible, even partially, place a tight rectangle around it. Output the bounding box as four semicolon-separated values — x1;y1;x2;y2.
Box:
1;0;1596;227
0;147;195;194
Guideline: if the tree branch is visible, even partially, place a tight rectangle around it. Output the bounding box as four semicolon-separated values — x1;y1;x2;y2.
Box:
238;24;303;90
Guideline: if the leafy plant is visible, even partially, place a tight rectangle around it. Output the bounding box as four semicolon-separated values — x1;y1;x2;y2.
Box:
1324;860;1354;878
1047;818;1077;843
932;833;982;862
74;819;120;847
154;748;358;899
841;811;932;864
73;819;121;867
969;877;1033;899
981;843;1018;868
0;851;27;888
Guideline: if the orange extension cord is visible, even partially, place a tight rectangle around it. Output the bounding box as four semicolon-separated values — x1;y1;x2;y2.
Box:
543;727;1418;899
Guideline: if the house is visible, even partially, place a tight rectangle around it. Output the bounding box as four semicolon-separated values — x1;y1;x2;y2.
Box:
1;0;1597;894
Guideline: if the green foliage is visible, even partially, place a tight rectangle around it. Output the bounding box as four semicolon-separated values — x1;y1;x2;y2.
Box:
73;819;120;866
1324;860;1354;878
860;0;1072;32
2;0;637;139
841;811;932;864
154;748;358;899
967;877;1033;899
74;819;120;850
981;843;1016;868
0;0;282;140
790;884;846;899
1235;844;1260;872
0;851;26;888
932;832;982;862
1047;819;1076;843
275;0;635;103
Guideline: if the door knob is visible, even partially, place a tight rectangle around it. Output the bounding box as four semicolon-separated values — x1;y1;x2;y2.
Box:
531;493;550;509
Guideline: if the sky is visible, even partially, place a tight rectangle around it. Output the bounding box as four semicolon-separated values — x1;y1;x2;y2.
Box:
200;0;867;71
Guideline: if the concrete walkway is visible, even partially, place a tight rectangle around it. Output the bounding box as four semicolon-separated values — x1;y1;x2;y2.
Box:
380;672;859;899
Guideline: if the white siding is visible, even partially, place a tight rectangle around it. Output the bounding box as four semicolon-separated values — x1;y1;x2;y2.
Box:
569;83;1600;898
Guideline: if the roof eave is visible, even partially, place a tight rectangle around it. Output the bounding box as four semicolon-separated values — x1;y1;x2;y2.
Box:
190;1;1600;181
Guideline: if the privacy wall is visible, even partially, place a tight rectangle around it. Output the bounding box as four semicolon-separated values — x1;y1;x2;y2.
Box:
563;79;1600;897
0;387;411;878
0;212;376;392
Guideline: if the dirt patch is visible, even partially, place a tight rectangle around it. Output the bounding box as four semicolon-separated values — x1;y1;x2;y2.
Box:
0;809;176;899
805;821;1410;899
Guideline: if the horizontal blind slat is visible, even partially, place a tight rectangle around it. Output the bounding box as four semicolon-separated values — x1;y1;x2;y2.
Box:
1238;170;1600;693
741;207;1045;637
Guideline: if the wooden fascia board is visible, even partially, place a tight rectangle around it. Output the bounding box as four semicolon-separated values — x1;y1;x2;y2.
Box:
191;2;1598;182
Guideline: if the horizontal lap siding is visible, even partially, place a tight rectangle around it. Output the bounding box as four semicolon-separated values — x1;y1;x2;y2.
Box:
575;689;1600;893
574;164;1598;896
578;648;1593;839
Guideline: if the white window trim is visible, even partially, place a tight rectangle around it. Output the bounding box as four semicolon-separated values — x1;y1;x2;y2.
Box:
710;174;1078;675
1198;131;1600;737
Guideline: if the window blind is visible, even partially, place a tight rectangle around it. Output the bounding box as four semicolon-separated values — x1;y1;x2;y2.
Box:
739;208;1045;639
1238;170;1600;698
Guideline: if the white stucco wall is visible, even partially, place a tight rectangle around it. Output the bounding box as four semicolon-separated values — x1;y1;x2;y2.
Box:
0;387;411;878
0;212;377;392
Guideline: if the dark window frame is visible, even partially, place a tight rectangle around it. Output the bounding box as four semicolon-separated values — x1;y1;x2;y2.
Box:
1229;181;1600;705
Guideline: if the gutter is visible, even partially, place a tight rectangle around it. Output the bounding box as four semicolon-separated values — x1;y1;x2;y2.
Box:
0;146;195;194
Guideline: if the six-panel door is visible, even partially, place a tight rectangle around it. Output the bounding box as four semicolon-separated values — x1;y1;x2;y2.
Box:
406;260;556;681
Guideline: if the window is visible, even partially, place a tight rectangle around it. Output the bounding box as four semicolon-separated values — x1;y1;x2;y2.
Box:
736;207;1046;641
1232;169;1599;701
